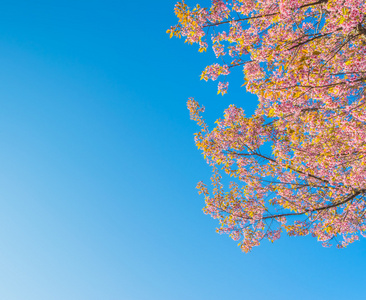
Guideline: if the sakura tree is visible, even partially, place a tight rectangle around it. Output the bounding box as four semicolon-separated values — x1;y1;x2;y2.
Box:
169;0;366;251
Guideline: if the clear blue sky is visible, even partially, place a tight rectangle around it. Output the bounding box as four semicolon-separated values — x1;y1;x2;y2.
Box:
0;1;364;299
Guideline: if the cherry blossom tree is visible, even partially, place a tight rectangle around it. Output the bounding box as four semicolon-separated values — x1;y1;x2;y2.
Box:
169;0;366;251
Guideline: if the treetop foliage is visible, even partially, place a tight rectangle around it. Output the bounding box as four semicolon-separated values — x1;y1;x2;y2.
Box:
170;0;366;251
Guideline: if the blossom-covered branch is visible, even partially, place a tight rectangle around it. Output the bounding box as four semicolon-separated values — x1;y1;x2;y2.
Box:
171;0;366;251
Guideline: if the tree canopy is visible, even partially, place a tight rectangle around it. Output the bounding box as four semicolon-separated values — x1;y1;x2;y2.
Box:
169;0;366;251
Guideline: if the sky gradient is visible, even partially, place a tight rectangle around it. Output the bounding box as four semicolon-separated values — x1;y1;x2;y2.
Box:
0;1;364;299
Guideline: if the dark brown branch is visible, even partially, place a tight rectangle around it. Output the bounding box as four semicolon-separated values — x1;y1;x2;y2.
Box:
287;32;332;51
211;189;365;223
228;150;330;184
357;24;366;36
203;0;328;28
300;0;328;9
203;12;278;28
262;189;365;220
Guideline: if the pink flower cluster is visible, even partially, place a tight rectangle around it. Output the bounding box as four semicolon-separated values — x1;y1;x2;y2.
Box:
172;0;366;251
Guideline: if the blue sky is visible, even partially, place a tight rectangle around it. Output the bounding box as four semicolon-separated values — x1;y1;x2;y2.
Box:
0;1;364;299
